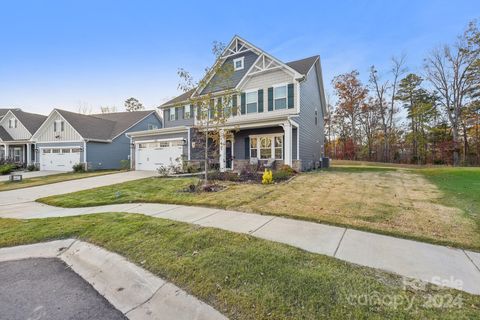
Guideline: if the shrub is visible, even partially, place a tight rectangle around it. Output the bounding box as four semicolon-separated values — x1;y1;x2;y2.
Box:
278;164;296;175
208;171;240;182
72;163;85;173
120;160;130;170
26;164;39;171
0;164;15;175
262;169;273;185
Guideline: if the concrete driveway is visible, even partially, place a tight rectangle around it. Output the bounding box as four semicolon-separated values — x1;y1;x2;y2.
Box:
0;170;157;205
0;170;63;182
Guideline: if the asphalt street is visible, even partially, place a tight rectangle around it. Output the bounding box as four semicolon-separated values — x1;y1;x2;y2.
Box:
0;258;126;320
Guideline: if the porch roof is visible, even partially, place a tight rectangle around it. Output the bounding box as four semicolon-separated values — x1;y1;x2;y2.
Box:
0;127;13;141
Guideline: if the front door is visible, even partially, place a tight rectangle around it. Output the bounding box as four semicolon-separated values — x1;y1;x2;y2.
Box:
12;147;22;163
226;140;233;169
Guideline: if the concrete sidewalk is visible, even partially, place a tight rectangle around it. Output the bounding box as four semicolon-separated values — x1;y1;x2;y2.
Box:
1;201;479;295
0;239;226;320
0;170;156;205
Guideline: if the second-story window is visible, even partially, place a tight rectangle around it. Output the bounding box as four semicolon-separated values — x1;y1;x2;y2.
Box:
246;91;257;113
184;105;191;119
274;85;287;110
233;57;244;71
9;118;17;128
169;107;176;121
54;120;64;132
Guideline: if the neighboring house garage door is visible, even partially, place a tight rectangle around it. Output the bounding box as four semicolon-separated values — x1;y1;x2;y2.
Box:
135;140;183;171
40;147;81;171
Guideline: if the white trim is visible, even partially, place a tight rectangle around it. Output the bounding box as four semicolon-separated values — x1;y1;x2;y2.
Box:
126;126;189;138
33;140;85;143
133;137;184;144
245;89;259;114
249;134;284;160
233;56;244;71
273;83;288;111
187;128;191;161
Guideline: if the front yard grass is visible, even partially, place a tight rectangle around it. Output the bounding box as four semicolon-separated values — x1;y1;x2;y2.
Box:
1;213;479;319
38;166;480;250
0;170;119;192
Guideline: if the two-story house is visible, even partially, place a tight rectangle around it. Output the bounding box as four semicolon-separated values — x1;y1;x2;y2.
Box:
0;108;47;166
127;36;328;172
31;109;162;171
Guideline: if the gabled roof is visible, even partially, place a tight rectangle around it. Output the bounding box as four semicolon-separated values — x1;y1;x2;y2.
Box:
9;109;47;134
286;56;319;75
52;109;158;141
160;36;321;108
0;126;13;141
90;110;158;139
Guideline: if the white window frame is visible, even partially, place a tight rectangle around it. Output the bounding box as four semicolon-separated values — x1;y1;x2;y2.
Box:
273;83;287;110
169;107;176;121
249;134;284;160
184;105;191;119
147;123;158;130
54;120;64;132
9;118;17;128
245;90;258;114
233;56;244;71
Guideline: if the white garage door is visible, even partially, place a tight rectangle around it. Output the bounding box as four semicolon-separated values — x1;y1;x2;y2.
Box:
136;140;183;171
40;147;81;171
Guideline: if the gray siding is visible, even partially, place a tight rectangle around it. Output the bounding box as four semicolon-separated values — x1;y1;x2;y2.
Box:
87;113;162;170
201;50;259;95
297;61;324;170
35;111;82;142
162;106;195;128
0;113;32;140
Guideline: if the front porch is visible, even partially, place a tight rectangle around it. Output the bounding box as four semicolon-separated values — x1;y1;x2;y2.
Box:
0;142;35;166
188;119;301;172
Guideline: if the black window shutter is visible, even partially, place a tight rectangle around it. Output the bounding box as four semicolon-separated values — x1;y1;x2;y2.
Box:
288;84;294;109
244;137;250;159
240;93;246;115
258;89;264;112
232;95;237;116
268;87;274;111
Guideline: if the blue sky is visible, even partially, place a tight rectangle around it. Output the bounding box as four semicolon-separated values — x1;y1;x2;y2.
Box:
0;0;478;115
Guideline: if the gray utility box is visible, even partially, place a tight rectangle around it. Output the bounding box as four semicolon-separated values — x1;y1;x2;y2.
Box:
321;157;330;168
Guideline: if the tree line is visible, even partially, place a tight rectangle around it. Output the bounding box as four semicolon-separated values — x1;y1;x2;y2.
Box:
326;20;480;166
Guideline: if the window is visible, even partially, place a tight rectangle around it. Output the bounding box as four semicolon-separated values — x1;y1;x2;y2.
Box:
62;148;71;154
274;85;287;110
138;143;147;149
169;107;176;121
42;149;51;154
54;120;64;132
171;140;184;147
8;118;17;128
250;137;258;158
147;123;158;130
51;148;61;154
184;105;191;119
223;97;233;117
315;109;318;126
259;137;272;159
158;141;169;148
71;148;81;153
233;57;244;71
250;135;284;160
246;91;257;113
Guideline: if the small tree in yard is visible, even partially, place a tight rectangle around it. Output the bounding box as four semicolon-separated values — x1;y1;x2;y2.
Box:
124;97;144;112
177;41;237;186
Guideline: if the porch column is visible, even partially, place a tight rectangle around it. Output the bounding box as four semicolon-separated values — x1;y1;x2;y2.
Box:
283;122;292;166
219;129;226;172
26;143;32;165
4;144;9;160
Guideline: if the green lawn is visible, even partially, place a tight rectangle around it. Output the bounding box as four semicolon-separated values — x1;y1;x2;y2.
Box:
0;170;119;191
1;213;478;319
38;166;480;250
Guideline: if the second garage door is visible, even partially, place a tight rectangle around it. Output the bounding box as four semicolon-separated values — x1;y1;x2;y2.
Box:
135;140;184;171
40;147;81;171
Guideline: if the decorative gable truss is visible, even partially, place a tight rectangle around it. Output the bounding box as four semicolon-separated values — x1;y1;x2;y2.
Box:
223;37;258;58
249;54;283;76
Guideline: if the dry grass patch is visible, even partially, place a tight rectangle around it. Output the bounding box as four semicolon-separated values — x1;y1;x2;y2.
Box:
239;168;478;249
